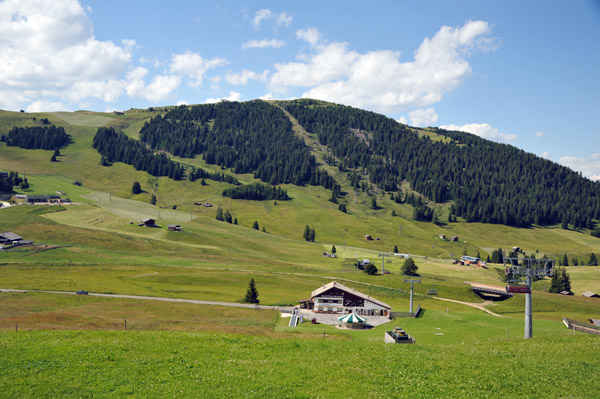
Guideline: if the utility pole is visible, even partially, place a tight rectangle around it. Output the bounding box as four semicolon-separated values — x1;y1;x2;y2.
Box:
403;279;421;313
398;226;403;236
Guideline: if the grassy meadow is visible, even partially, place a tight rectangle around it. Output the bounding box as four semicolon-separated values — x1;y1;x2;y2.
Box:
1;108;599;397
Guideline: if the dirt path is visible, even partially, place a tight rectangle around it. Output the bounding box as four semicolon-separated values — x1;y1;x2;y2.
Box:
0;288;294;312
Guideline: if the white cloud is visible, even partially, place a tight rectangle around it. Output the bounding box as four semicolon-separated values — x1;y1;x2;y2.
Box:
142;75;181;103
242;38;285;49
258;93;274;100
205;91;242;104
269;21;494;114
535;131;545;138
25;100;68;113
176;100;188;106
0;0;132;110
296;27;321;45
124;67;180;103
541;151;551;159
559;153;600;181
409;108;438;127
224;69;268;86
252;9;292;30
270;42;359;88
440;123;518;143
397;117;408;125
169;51;228;87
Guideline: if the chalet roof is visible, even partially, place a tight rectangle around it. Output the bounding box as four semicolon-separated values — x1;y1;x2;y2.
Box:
559;291;573;296
311;281;391;309
167;224;181;228
141;218;155;223
0;232;23;241
590;319;600;326
582;291;599;298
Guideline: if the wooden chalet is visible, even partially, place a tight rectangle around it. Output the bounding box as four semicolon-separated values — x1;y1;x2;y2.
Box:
304;281;391;316
168;224;183;232
450;236;459;242
141;218;156;227
439;234;446;239
0;232;32;247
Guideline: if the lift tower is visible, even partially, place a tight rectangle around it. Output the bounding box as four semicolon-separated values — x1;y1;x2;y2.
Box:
504;257;555;339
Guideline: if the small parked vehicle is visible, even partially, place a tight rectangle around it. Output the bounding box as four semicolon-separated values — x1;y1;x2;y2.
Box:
76;290;88;295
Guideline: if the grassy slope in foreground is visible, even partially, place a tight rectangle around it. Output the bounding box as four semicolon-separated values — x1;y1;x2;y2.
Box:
0;330;598;398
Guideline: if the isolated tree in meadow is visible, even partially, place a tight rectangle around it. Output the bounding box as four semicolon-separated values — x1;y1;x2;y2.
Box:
215;206;224;221
303;225;310;241
363;263;378;275
401;258;419;276
150;194;156;205
132;181;141;194
589;252;598;266
234;217;238;225
371;197;378;210
393;244;399;253
308;228;316;242
572;257;578;266
225;209;232;224
562;253;569;267
331;245;336;254
252;220;259;230
50;154;57;162
244;278;259;304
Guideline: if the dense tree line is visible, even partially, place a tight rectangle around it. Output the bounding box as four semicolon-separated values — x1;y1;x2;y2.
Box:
138;101;336;190
283;99;600;228
0;171;26;192
93;127;239;185
2;125;70;150
222;182;289;201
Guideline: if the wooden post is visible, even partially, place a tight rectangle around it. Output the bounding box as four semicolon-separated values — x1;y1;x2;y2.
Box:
15;322;18;332
124;319;127;330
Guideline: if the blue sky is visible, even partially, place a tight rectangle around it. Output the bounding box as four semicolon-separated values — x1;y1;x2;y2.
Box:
1;0;599;179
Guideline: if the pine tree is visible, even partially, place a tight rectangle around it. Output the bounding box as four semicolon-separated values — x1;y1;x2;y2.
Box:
562;253;569;267
371;198;378;210
50;154;57;162
244;278;259;304
331;245;336;254
150;194;156;205
216;206;224;221
589;253;598;266
560;267;572;293
234;217;238;225
401;258;419;276
252;220;259;230
393;244;399;253
225;210;232;223
549;267;561;293
303;225;310;241
308;228;316;242
391;209;396;216
132;181;141;194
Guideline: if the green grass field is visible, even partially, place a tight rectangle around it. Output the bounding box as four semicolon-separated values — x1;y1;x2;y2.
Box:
1;330;598;398
1;108;599;397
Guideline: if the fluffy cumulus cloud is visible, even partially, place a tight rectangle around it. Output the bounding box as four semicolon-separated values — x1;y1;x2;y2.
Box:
224;69;268;86
169;51;228;87
535;131;545;138
296;27;321;45
559;154;600;181
409;108;438;127
0;0;133;110
205;91;242;104
440;123;518;143
269;21;494;114
242;38;285;49
252;9;292;30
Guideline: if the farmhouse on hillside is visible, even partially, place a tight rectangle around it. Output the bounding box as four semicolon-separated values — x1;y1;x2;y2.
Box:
140;218;156;227
0;232;33;248
168;224;183;232
300;281;391;316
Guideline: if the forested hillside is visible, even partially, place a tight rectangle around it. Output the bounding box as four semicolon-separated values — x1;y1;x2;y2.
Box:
2;125;70;150
138;101;336;190
282;99;600;228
